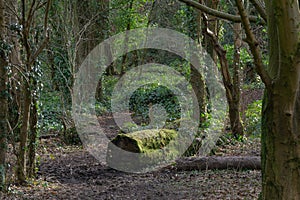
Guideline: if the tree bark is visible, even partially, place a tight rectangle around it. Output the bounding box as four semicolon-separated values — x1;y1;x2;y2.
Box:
261;3;300;200
0;0;8;190
27;97;37;178
260;0;300;199
7;0;22;139
17;81;30;183
203;0;218;63
190;66;206;122
231;21;244;138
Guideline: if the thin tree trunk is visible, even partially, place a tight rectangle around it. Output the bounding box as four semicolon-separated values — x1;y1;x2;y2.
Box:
27;96;37;178
7;0;22;138
17;81;31;183
203;0;218;63
203;19;244;138
190;66;206;121
120;0;133;75
187;5;207;123
230;22;244;138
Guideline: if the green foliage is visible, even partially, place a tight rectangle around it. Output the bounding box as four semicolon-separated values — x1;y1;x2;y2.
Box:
169;59;190;79
244;100;262;136
223;44;252;66
110;0;153;33
39;90;63;133
95;75;119;115
129;83;181;122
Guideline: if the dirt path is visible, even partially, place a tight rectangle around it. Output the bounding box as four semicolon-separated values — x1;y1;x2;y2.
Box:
4;143;261;200
3;115;261;199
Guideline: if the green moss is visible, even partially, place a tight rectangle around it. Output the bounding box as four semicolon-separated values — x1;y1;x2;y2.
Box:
111;129;177;153
108;129;179;171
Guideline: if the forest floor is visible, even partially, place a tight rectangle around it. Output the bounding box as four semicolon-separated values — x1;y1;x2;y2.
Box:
2;114;261;200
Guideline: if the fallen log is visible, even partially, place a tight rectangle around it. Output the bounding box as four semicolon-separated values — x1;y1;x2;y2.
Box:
109;129;178;153
107;129;179;172
176;156;261;170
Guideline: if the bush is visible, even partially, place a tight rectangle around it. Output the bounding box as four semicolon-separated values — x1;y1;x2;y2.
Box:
129;84;181;123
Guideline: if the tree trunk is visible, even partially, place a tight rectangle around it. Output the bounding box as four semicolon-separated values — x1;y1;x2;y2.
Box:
7;0;21;138
186;5;207;123
201;3;244;138
0;0;8;190
119;0;133;75
230;21;244;138
190;66;206;122
202;0;218;63
27;97;38;178
262;77;300;199
261;0;300;199
17;81;31;183
75;0;108;69
203;24;244;138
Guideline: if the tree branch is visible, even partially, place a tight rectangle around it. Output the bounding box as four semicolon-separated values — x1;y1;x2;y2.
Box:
28;37;49;66
249;0;267;22
202;16;233;103
178;0;261;23
43;0;51;37
4;1;21;22
28;0;51;66
235;0;271;87
27;0;36;31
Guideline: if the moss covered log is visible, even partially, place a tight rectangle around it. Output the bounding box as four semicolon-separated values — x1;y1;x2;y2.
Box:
111;129;177;153
107;129;179;172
